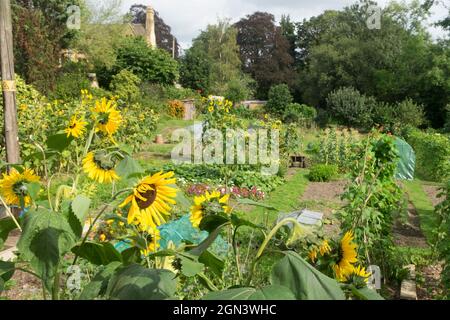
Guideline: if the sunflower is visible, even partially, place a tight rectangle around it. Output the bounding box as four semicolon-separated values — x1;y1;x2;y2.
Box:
120;172;177;231
140;228;161;256
82;151;120;184
0;168;40;206
308;249;318;263
190;190;231;228
65;115;88;138
332;231;358;281
319;239;332;256
92;97;122;137
350;265;371;281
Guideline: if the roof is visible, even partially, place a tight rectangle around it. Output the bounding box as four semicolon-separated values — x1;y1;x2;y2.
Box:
130;24;146;37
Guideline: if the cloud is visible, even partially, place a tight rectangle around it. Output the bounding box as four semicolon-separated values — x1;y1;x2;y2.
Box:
120;0;448;49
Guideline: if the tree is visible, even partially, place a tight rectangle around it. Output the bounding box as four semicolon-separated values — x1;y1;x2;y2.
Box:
128;4;180;58
180;45;211;94
181;19;243;96
114;37;178;85
296;0;449;127
265;84;293;116
235;12;296;99
11;0;84;92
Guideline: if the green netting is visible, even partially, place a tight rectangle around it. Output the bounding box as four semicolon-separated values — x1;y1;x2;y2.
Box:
395;137;416;180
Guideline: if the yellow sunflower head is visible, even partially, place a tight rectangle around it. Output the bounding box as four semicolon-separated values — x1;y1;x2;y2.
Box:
0;168;40;207
120;171;177;232
92;97;122;137
65;115;88;138
82;151;120;184
308;249;318;263
333;231;358;282
140;228;161;256
190;190;231;228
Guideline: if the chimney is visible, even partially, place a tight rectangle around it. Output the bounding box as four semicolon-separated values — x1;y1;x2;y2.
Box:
145;6;157;48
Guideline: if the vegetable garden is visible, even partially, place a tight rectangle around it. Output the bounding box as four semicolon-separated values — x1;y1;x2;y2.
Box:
1;0;450;302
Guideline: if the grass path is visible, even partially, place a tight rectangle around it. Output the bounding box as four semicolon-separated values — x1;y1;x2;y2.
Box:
403;180;439;244
244;169;309;225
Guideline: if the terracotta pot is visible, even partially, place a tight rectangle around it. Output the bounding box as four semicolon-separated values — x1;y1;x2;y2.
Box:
155;134;164;144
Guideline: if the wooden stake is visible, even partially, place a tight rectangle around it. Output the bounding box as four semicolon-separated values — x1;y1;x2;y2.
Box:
0;0;21;164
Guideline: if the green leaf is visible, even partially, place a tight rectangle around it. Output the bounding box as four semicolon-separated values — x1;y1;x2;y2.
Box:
189;222;229;256
248;285;296;300
202;285;296;300
106;264;177;300
179;256;204;277
231;214;264;230
199;215;230;233
78;262;121;300
351;286;384;300
25;182;41;202
71;195;91;225
46;133;73;152
71;242;122;266
236;198;277;210
0;218;17;250
271;251;345;300
121;247;142;265
17;208;77;291
116;156;144;179
199;250;224;277
202;287;256;300
0;260;15;283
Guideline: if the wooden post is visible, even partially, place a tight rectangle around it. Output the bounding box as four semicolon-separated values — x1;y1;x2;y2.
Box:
0;0;21;164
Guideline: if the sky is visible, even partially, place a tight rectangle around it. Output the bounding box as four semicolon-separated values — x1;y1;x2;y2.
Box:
119;0;449;50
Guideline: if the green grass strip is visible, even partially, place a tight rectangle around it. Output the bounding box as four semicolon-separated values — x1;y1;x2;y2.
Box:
403;180;439;244
245;169;310;224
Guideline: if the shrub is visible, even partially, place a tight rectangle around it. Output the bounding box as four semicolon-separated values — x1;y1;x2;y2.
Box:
265;84;293;116
307;164;338;182
51;73;90;101
168;100;185;118
283;103;317;125
404;128;450;182
110;70;142;103
326;87;376;129
224;76;255;104
114;37;179;85
395;99;426;129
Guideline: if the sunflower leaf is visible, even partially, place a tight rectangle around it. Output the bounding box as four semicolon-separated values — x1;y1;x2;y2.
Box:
25;182;40;202
116;156;144;180
71;195;91;226
71;241;122;266
271;251;345;300
199;215;230;233
17;208;77;291
78;261;121;300
105;264;177;300
0;218;17;251
46;133;73;152
179;256;204;277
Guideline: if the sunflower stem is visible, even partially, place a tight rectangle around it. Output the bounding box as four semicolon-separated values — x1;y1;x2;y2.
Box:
245;217;302;286
0;195;22;231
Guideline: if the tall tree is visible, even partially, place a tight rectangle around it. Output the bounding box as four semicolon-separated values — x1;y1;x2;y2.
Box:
129;4;180;58
11;0;83;92
234;12;296;99
181;19;242;95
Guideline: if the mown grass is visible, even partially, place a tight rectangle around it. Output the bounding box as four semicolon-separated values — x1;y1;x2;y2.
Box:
403;180;440;244
243;169;310;225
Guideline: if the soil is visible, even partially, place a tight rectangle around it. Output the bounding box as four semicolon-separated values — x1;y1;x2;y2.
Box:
422;185;444;207
0;269;43;300
301;180;348;204
393;202;428;248
417;263;444;300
